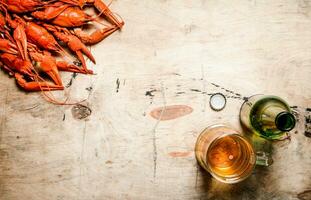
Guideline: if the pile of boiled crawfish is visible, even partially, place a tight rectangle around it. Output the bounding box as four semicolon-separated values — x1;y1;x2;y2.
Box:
0;0;124;103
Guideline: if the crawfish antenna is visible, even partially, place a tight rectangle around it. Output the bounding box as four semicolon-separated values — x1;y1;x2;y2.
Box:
33;71;86;105
56;43;75;63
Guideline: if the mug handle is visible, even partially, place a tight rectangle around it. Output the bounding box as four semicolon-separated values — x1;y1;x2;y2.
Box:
255;151;273;166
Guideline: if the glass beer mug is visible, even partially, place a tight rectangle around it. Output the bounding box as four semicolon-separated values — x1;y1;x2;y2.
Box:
240;95;296;140
195;124;270;184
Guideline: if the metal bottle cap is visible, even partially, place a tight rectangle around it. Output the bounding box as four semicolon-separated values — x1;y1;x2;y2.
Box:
210;93;226;111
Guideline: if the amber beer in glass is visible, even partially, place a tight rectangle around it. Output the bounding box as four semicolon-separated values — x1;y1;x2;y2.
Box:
195;125;256;184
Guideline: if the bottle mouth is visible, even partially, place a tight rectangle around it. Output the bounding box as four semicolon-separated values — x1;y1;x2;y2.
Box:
275;112;296;132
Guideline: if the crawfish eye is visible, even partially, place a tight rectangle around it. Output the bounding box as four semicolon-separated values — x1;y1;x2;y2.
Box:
33;61;42;72
73;61;82;67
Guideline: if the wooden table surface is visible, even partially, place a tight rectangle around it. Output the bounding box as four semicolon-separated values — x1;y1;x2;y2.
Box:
0;0;310;199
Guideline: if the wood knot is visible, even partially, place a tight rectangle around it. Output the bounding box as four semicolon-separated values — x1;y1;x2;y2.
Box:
71;104;92;120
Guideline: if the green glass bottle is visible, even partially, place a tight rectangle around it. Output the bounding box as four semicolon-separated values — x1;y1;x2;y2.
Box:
240;95;296;140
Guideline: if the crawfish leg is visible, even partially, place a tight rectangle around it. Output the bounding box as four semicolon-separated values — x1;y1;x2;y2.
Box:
73;25;118;45
68;37;96;64
57;61;93;74
31;3;70;21
13;24;29;61
75;50;88;73
65;34;96;73
42;24;95;73
44;68;63;87
0;11;5;32
15;73;64;91
58;0;84;7
0;39;18;54
1;64;15;75
91;0;124;29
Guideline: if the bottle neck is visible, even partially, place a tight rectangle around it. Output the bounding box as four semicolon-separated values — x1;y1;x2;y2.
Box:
275;112;296;131
260;106;295;132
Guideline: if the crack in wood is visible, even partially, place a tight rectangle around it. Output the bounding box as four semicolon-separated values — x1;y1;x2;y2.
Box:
116;78;120;93
0;86;9;194
305;108;311;137
201;65;208;112
145;89;157;97
210;82;246;100
297;189;311;200
151;84;166;180
78;122;87;200
85;86;93;92
66;72;78;88
195;166;199;189
190;89;201;92
19;104;40;111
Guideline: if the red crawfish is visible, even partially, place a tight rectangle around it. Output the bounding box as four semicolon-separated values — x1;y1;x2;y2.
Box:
58;0;124;29
0;0;49;13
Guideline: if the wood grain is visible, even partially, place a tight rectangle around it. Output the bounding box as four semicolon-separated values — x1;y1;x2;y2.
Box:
0;0;310;199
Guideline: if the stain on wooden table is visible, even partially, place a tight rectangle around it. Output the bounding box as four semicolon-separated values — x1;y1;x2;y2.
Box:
0;0;311;199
